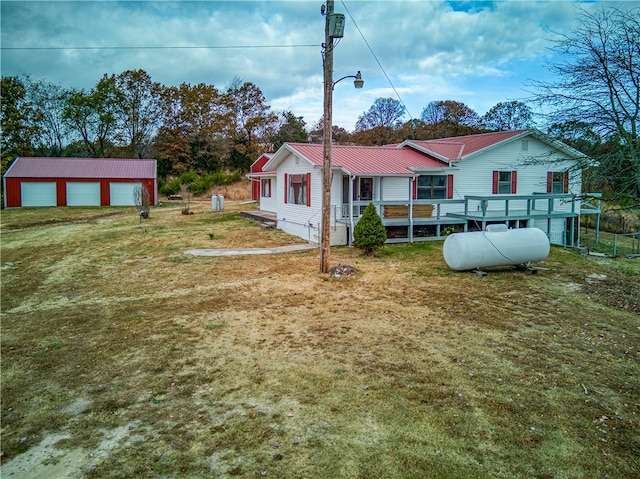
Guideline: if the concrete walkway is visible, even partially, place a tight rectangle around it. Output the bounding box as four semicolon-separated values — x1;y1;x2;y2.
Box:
184;244;317;257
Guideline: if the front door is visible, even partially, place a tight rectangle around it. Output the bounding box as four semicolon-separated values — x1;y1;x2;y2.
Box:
358;177;373;201
342;177;374;216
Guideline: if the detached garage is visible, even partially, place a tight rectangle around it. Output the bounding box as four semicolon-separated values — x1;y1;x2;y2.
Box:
3;157;157;208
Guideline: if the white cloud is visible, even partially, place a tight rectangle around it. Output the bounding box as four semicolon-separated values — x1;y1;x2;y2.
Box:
0;0;610;130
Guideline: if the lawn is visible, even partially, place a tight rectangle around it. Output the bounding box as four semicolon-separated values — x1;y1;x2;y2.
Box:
1;199;639;478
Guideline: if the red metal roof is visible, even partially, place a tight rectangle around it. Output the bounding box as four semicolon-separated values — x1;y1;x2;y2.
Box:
4;157;157;179
404;130;528;160
285;143;448;175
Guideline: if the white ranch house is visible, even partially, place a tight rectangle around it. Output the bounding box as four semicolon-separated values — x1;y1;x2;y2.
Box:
247;129;601;246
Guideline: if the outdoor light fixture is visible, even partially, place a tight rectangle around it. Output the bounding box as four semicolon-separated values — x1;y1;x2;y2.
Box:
332;71;364;90
320;0;364;273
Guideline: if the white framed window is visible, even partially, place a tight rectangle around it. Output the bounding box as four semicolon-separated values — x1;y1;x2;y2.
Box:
261;178;271;198
417;175;447;199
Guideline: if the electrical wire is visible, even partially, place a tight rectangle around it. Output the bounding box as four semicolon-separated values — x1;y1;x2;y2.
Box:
340;0;414;121
1;44;320;51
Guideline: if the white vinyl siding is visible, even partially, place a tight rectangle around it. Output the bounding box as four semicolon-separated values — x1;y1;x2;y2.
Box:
67;182;100;206
381;177;412;201
276;152;321;242
451;135;580;200
21;182;56;207
109;182;139;206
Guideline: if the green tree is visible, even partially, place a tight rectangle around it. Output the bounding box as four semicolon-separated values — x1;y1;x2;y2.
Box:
153;82;229;174
483;101;534;131
353;202;387;255
269;111;308;151
417;100;483;139
63;75;121;157
224;80;277;171
1;76;36;174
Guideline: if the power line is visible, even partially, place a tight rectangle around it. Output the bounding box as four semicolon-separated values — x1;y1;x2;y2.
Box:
341;0;414;121
1;44;320;51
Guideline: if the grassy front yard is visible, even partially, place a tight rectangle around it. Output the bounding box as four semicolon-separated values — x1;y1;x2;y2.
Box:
1;199;639;478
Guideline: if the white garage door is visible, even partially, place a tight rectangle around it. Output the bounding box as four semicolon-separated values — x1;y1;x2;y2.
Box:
67;182;100;206
21;182;57;207
109;182;139;206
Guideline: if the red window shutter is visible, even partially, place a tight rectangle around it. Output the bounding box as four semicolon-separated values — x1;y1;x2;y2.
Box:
284;173;288;203
447;175;454;199
511;170;518;194
492;171;499;194
563;171;569;193
412;178;417;200
547;172;553;193
306;172;311;207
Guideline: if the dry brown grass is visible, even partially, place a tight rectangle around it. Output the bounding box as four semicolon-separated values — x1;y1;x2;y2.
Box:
1;199;639;478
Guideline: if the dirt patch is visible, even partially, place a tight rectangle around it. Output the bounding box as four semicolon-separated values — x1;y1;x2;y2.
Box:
581;271;640;314
1;423;141;479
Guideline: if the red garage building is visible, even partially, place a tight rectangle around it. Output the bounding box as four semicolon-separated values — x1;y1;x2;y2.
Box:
3;157;157;208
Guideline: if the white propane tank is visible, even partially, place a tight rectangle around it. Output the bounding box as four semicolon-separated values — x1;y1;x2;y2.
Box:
443;227;550;271
218;194;225;211
211;195;218;211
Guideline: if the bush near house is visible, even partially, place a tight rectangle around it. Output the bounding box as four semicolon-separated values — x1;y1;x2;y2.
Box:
354;202;387;255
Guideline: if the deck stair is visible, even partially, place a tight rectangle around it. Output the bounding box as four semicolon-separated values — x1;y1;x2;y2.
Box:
240;210;277;228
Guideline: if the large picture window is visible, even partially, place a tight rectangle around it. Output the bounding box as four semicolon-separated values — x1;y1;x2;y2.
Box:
285;173;310;206
417;175;447;199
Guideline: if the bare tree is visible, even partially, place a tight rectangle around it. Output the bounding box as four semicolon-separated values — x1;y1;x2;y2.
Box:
531;5;640;200
133;183;151;219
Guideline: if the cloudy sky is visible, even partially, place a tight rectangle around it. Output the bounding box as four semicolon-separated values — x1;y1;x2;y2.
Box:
0;0;624;130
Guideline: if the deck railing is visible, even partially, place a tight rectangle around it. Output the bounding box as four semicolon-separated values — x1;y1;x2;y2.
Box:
339;193;591;221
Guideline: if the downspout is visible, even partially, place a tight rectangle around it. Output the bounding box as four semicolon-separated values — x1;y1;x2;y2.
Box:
409;177;415;243
349;175;355;246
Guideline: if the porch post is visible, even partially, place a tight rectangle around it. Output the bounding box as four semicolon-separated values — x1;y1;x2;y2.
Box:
349;175;355;246
409;177;414;243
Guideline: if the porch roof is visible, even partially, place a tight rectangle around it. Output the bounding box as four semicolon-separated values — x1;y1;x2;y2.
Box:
280;143;449;175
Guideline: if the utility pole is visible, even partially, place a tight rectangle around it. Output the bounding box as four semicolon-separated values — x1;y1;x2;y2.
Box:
320;2;361;273
320;0;335;273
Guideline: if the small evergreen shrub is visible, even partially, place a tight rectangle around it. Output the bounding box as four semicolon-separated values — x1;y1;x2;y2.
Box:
353;202;387;255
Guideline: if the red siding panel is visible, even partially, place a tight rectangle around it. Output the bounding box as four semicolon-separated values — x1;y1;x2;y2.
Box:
56;180;66;206
5;178;21;207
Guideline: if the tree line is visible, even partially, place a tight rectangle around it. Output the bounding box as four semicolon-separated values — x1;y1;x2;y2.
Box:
0;70;533;175
1;5;638;203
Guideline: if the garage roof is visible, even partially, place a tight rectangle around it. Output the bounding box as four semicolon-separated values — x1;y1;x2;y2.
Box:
4;157;157;179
